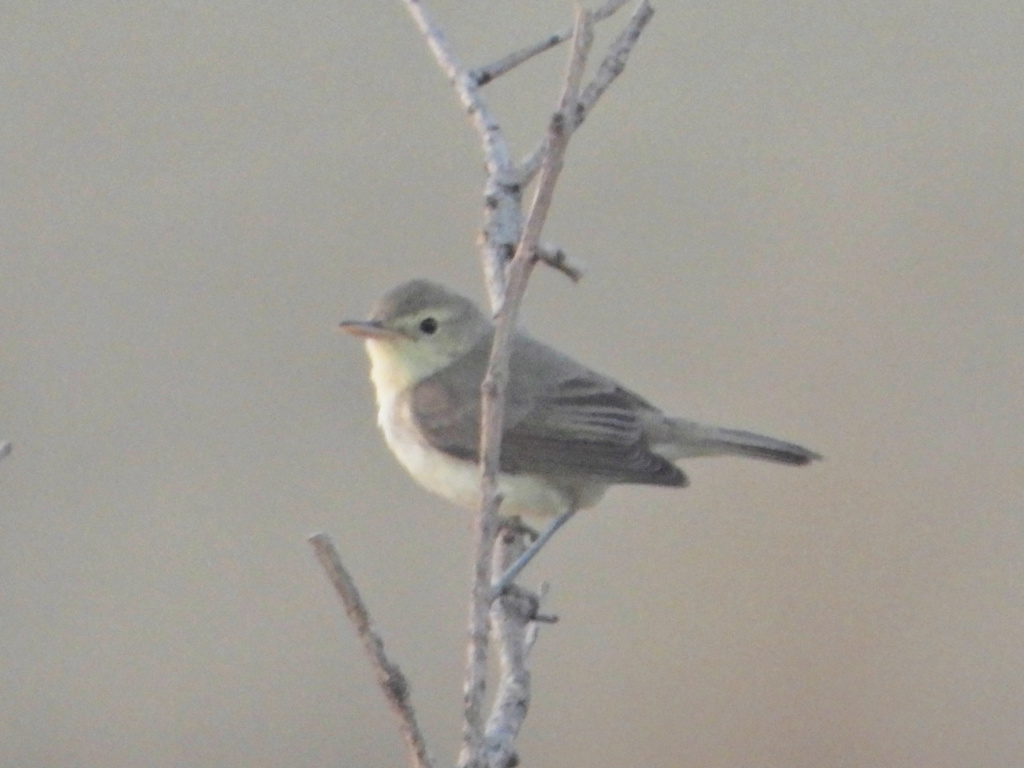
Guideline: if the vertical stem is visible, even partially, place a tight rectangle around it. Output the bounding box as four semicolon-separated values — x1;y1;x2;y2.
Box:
459;10;594;768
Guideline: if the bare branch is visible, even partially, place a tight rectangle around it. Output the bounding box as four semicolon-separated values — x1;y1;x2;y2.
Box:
471;34;563;88
519;0;655;184
483;532;539;768
400;0;498;172
458;496;500;768
400;0;639;305
379;4;655;767
518;144;544;186
578;0;656;117
401;0;519;307
308;533;435;768
470;0;630;86
537;242;585;282
460;13;595;768
498;9;594;302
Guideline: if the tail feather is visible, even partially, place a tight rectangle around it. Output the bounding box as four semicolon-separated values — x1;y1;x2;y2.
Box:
666;419;822;465
705;427;821;465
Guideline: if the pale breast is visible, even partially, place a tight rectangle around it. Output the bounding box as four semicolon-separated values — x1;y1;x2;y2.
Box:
375;388;586;520
378;388;482;510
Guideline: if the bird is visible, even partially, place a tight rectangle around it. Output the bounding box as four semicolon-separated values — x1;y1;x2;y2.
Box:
339;279;820;586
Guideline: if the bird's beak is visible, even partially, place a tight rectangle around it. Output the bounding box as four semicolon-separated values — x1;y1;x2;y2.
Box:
337;319;400;339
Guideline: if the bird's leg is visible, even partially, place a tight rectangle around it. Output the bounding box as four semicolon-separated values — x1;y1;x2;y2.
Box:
491;506;578;598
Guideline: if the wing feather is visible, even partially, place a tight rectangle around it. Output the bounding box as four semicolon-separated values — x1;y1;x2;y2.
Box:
411;334;687;487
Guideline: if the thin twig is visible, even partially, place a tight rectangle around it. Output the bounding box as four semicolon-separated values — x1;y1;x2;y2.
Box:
578;0;656;117
309;533;435;768
519;0;655;184
537;242;585;282
470;0;630;85
460;13;595;768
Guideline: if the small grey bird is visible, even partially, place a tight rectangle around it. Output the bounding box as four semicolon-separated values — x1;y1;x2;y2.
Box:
339;280;820;538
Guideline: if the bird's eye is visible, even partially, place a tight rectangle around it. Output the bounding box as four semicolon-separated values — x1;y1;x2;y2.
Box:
419;317;438;335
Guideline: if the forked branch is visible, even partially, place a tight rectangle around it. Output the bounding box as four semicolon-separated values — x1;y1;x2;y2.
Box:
320;3;654;767
461;10;596;768
470;0;630;86
520;0;654;183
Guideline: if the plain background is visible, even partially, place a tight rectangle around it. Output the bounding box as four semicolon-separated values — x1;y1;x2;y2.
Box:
3;2;1023;766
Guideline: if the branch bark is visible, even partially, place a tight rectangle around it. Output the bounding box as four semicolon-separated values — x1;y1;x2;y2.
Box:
483;532;539;768
470;0;630;86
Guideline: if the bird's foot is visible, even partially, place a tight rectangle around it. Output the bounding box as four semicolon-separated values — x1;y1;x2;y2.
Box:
499;515;539;542
491;508;578;599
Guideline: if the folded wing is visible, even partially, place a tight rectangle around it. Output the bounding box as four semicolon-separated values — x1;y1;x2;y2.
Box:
411;333;687;487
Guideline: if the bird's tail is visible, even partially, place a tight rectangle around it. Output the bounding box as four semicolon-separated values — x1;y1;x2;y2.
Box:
666;419;822;466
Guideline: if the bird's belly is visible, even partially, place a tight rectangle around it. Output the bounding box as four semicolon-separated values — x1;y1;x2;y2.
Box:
377;394;577;519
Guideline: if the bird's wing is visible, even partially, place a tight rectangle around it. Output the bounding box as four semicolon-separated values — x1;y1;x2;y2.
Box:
501;371;687;486
411;334;687;487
